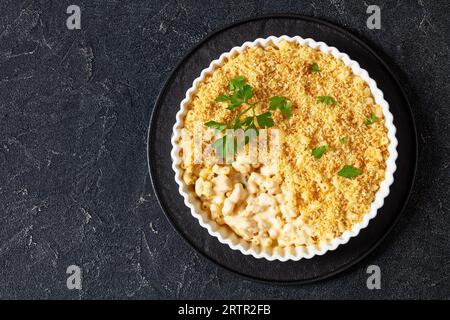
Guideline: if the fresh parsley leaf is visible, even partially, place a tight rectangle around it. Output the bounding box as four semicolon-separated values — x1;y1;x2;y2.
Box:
217;76;253;110
215;94;230;102
242;116;254;127
227;92;243;110
227;102;242;110
340;136;347;144
227;76;246;91
241;85;253;100
231;117;242;129
338;165;362;179
256;112;274;128
364;112;377;125
312;145;329;159
209;75;295;157
269;96;285;109
310;63;320;73
204;121;227;131
269;96;292;118
281;101;292;118
317;96;337;105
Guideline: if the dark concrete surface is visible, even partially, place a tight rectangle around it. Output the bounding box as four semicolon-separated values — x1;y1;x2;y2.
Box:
0;0;448;299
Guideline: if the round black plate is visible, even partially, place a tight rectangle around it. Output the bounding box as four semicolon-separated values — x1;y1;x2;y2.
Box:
147;15;417;284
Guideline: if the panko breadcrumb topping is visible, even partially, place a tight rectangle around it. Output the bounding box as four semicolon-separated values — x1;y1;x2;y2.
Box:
179;40;389;248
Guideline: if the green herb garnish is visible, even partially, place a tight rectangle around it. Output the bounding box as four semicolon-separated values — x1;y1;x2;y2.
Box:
312;145;329;159
269;96;293;118
310;63;320;73
364;112;377;125
338;165;362;179
317;96;337;105
208;76;294;158
227;75;245;91
215;95;230;102
214;75;254;110
256;112;274;128
204;121;227;131
340;136;347;144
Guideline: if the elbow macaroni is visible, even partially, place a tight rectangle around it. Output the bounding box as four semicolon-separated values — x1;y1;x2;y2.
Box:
183;152;313;248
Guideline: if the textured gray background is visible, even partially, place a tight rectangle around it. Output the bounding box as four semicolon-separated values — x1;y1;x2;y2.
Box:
0;0;449;299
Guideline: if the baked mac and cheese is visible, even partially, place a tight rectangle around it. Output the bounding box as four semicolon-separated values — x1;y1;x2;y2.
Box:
177;41;389;248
